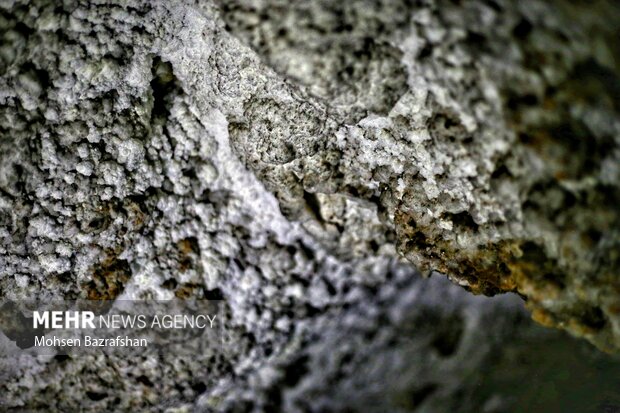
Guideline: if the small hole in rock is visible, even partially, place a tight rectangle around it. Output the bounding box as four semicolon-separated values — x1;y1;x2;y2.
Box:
86;391;107;401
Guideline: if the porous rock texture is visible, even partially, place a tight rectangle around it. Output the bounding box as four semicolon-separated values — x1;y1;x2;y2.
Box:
0;0;619;411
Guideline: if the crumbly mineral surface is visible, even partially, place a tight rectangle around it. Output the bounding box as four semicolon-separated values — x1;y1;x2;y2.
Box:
0;0;619;411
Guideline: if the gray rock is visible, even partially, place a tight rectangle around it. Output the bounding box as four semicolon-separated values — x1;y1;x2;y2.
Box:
0;0;619;411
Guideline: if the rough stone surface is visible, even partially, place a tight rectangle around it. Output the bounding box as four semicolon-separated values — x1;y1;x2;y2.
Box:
0;0;619;411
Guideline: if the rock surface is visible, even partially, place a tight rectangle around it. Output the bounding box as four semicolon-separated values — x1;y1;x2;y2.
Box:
0;0;619;411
